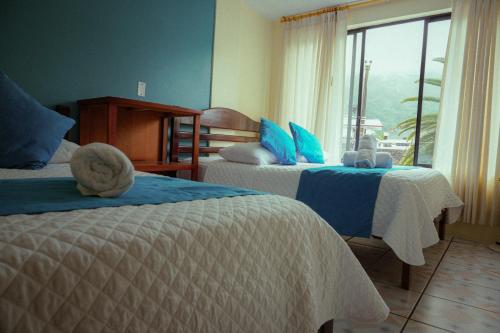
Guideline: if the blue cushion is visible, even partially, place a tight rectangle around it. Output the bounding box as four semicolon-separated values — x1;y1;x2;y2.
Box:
289;122;324;163
0;71;75;169
259;118;296;165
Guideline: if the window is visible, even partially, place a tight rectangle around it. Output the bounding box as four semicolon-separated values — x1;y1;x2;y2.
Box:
343;14;451;166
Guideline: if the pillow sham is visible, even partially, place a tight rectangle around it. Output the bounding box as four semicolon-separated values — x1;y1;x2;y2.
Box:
289;122;324;163
49;139;80;164
259;118;296;165
0;70;75;169
219;142;277;165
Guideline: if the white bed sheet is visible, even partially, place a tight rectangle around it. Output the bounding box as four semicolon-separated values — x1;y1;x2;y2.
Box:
191;158;464;266
0;164;388;333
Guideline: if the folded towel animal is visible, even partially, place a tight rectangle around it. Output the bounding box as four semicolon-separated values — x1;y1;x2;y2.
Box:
70;143;134;197
354;135;378;168
342;151;393;168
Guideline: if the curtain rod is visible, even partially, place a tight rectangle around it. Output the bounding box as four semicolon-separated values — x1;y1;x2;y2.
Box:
280;0;388;23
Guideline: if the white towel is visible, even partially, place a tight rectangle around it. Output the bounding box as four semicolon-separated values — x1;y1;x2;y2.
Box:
343;151;393;168
354;135;377;168
342;151;358;166
374;152;393;168
70;143;134;197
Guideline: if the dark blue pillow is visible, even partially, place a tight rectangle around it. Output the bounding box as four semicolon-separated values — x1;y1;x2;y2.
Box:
289;122;325;163
0;71;75;169
259;118;296;165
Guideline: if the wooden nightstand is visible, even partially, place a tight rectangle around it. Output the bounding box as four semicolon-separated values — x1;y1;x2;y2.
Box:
78;96;201;180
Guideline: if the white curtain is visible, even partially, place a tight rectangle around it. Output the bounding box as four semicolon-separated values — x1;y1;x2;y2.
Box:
276;11;347;162
433;0;500;226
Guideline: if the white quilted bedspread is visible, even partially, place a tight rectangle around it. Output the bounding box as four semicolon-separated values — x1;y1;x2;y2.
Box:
198;159;464;266
0;165;388;333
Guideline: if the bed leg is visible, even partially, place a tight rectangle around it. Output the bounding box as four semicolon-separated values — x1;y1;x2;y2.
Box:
438;209;447;241
401;262;411;290
318;319;334;333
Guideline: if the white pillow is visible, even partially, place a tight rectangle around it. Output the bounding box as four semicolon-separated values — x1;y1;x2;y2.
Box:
49;139;80;164
219;142;277;165
298;151;330;163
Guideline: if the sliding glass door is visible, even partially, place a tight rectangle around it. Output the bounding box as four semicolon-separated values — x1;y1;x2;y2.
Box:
343;14;451;166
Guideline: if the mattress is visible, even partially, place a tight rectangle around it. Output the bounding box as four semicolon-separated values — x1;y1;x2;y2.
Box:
190;158;464;266
0;164;388;333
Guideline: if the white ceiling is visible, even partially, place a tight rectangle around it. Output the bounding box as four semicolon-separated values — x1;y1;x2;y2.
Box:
243;0;359;19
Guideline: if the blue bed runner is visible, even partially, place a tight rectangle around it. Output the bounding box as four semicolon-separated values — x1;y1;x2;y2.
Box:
0;176;264;216
296;166;401;237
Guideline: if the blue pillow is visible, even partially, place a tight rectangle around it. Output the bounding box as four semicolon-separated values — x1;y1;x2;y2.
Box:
0;71;75;169
289;122;325;163
259;118;296;165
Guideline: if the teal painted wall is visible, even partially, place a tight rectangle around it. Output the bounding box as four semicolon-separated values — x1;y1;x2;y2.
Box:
0;0;215;110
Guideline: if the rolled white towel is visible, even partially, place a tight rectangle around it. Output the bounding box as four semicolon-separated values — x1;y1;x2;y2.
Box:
70;143;134;197
342;151;358;166
355;135;378;168
342;151;393;168
375;152;393;168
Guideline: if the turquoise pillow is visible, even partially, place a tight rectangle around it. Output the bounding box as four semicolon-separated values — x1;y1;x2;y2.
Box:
0;70;75;169
289;122;325;163
260;118;296;165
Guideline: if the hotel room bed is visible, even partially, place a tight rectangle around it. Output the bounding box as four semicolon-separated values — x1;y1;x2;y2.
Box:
173;108;464;291
0;164;388;333
182;157;463;266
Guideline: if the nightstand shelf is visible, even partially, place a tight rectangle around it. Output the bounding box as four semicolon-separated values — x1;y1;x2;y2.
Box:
78;96;201;180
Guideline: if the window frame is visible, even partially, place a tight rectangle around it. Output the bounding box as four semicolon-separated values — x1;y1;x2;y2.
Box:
347;13;451;167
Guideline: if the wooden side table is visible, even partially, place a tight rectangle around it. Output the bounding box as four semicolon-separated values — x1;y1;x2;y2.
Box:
78;96;202;180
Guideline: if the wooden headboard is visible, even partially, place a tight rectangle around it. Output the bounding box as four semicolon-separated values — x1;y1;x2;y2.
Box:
171;107;260;161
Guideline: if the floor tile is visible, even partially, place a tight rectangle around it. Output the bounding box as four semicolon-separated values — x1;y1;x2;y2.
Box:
374;282;420;317
411;295;500;333
403;320;451;333
434;261;500;291
443;252;500;271
443;249;500;271
333;314;406;333
366;251;433;293
349;243;387;268
452;237;480;245
367;265;432;293
425;277;500;313
422;241;449;268
349;237;390;250
447;242;500;260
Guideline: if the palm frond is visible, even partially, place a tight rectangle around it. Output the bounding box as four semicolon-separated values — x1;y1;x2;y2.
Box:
413;78;442;86
401;96;441;103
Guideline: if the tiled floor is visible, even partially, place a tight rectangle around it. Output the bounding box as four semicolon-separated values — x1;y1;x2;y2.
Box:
334;236;500;333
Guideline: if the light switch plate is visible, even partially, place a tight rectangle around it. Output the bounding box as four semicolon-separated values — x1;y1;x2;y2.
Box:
137;81;146;97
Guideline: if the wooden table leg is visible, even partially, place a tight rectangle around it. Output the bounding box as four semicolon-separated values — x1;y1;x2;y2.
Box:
438;208;447;241
318;319;334;333
401;262;411;290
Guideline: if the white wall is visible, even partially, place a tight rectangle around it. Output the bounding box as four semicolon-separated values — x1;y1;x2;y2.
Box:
211;0;273;121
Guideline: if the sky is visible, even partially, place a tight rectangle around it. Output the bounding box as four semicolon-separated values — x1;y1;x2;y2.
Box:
364;19;451;76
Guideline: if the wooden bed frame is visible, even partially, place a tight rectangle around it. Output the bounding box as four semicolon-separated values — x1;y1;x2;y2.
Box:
170;107;260;161
173;107;448;292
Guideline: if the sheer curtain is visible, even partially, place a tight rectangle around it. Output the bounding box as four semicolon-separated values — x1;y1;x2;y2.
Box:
276;11;347;162
433;0;500;226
